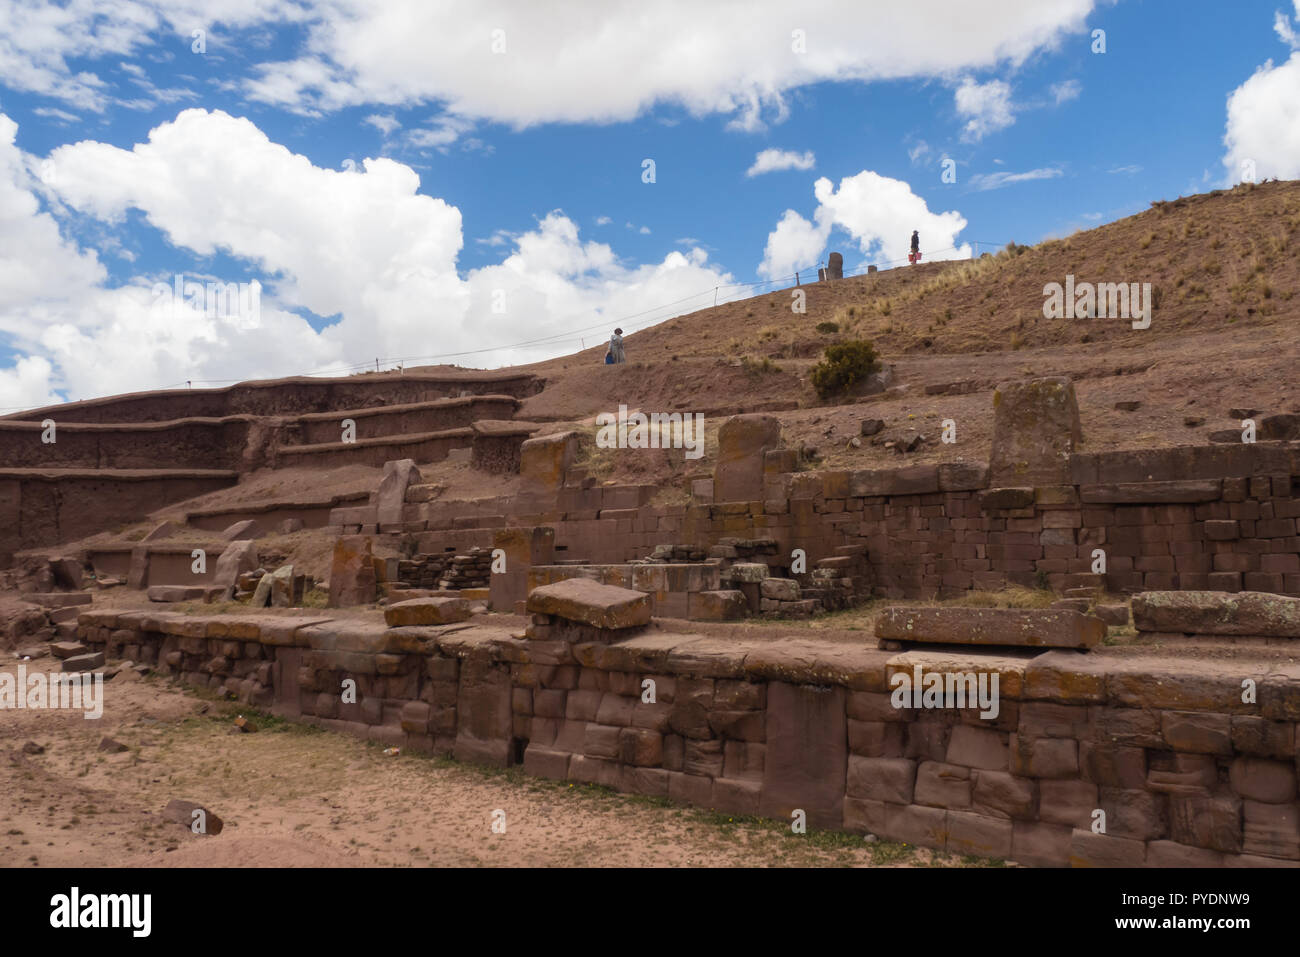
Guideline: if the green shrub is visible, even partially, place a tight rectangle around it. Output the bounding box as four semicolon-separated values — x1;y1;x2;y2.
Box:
815;321;839;334
740;355;781;376
809;339;880;400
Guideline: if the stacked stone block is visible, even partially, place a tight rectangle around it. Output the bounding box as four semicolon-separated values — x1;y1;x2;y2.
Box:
74;588;1300;867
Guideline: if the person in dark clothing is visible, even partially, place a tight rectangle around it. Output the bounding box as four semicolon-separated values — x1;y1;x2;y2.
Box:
909;230;921;264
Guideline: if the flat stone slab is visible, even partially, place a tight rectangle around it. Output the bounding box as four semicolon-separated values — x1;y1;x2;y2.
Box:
723;563;769;583
875;606;1105;650
1132;591;1300;637
526;578;651;630
27;592;92;608
147;585;208;603
384;597;471;627
62;652;105;672
1079;479;1223;503
50;641;87;659
471;419;542;436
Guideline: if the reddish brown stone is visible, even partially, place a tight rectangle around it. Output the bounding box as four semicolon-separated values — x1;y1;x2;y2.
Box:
876;606;1104;649
1132;590;1300;636
383;597;470;627
525;578;651;630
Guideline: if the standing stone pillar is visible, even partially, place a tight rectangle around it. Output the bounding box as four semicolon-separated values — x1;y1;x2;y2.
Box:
714;414;782;504
988;376;1083;486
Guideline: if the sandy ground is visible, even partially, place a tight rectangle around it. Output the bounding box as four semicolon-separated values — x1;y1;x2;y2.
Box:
0;649;989;869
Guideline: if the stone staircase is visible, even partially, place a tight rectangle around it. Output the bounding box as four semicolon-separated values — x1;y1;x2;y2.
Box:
0;369;545;569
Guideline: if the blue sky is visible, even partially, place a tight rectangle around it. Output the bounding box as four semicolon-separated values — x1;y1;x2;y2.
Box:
0;0;1297;409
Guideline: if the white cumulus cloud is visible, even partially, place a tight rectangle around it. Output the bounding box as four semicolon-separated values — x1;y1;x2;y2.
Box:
955;77;1016;141
7;1;1095;138
1222;5;1300;182
746;148;815;177
0;109;737;408
759;169;970;278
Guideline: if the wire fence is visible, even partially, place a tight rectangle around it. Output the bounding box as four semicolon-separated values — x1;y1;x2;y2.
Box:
1;238;1013;408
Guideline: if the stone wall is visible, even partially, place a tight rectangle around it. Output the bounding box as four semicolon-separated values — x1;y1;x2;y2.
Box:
75;589;1300;867
337;439;1300;604
0;470;238;569
3;372;543;424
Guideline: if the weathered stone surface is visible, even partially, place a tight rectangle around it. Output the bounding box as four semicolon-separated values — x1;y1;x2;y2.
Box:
876;606;1104;649
988;376;1082;486
1242;800;1300;860
327;536;376;608
760;578;800;601
384;597;471;627
50;640;87;659
688;590;747;621
526;578;650;630
846;756;916;804
1079;480;1222;503
715;414;781;503
1068;829;1146;867
62;652;105;672
162;799;224;835
848;466;939;497
28;592;92;608
1132;591;1300;637
221;519;258;541
1093;603;1129;627
724;563;769;583
760;682;846;829
978;487;1036;510
146;585;207;603
375;458;421;527
519;431;578;494
212;539;258;600
1229;758;1297;804
937;461;989;492
142;521;179;541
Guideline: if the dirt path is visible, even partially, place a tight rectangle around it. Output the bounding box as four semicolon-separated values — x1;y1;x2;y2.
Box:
0;652;991;869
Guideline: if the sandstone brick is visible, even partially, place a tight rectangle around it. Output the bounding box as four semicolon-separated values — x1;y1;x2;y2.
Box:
1161;711;1232;755
843;797;888;835
945;724;1009;770
946;809;1012;859
971;770;1035;819
667;770;713;806
1168;792;1242;853
1038;779;1099;828
1145;840;1225;868
712;777;762;815
1099;786;1167;840
882;803;947;850
1011;734;1078;778
914;761;971;809
876;606;1104;649
583;723;621;759
619;728;664;767
1068;829;1146;867
1011;820;1073;867
1242;800;1300;860
848;719;905;757
846;756;916;804
1229;757;1297;803
683;738;724;778
1230;716;1294;758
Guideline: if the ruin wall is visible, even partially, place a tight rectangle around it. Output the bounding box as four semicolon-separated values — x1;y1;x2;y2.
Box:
75;606;1300;867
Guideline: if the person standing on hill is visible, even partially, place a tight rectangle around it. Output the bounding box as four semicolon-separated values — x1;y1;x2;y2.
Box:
910;230;920;263
609;327;626;364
